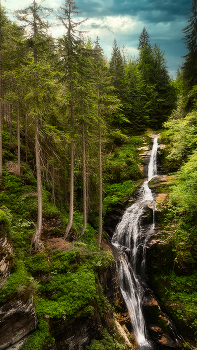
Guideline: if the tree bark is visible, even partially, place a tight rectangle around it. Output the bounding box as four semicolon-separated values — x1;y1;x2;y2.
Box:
0;51;2;179
17;103;20;176
9;104;13;150
81;121;87;236
31;2;43;251
25;112;28;163
52;164;56;207
64;16;74;238
64;137;74;238
31;117;43;251
97;123;102;249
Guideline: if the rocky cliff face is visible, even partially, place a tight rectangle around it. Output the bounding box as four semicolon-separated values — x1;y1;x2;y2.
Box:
1;250;119;350
47;260;119;350
0;233;38;350
0;297;37;350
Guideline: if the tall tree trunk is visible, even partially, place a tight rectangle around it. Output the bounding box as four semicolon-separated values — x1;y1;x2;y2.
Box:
97;80;102;249
81;121;87;236
31;0;43;251
65;60;74;238
25;112;28;162
0;52;2;179
97;123;102;249
17;103;20;176
9;104;13;150
31;116;44;251
52;164;56;207
65;137;74;238
64;152;67;205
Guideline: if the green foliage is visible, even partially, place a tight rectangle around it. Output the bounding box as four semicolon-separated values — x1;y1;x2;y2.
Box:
104;137;143;184
0;261;35;303
20;317;53;350
86;328;125;350
163;110;197;170
103;180;141;216
36;265;96;318
154;271;197;341
169;149;197;213
81;224;97;249
0;206;12;237
25;254;50;275
50;249;80;273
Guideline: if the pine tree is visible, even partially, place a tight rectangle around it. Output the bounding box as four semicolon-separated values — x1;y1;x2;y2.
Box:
94;37;118;249
109;39;125;95
182;0;197;109
0;5;8;179
138;27;151;49
16;0;53;251
138;42;176;128
57;0;87;239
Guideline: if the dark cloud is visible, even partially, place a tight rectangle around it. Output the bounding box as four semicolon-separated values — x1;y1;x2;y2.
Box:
6;0;192;77
76;0;190;22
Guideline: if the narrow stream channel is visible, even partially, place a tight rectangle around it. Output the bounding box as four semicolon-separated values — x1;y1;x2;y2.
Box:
111;135;158;349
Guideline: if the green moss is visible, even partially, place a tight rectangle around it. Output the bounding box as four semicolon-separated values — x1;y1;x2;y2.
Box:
86;328;125;350
25;254;50;275
50;249;80;273
153;271;197;342
0;206;12;237
0;261;34;303
35;265;96;319
20;317;53;350
103;179;141;216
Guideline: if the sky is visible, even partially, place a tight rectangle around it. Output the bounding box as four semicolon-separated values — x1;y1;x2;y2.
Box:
2;0;192;78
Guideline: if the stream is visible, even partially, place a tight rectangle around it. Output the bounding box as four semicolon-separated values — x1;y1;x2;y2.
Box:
111;135;159;349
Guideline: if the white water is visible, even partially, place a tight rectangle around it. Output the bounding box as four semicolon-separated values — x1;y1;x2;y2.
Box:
112;135;158;349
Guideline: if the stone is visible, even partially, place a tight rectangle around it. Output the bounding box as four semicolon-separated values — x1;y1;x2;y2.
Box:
0;296;37;350
0;237;13;288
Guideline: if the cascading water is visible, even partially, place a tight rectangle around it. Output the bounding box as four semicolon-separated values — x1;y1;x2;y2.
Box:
112;135;158;350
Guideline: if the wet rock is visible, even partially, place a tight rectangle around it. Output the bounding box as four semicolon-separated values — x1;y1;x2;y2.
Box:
143;295;184;349
0;296;37;350
0;237;13;288
103;201;128;238
97;261;118;311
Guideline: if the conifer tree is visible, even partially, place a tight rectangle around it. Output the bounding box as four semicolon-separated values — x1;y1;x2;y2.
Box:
94;37;118;248
0;5;8;179
16;0;52;251
182;0;197;109
57;0;87;239
138;27;151;49
109;39;125;95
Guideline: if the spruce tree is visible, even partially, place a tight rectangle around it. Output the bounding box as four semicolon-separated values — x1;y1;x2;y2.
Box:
16;0;53;251
57;0;87;239
182;0;197;109
138;27;151;49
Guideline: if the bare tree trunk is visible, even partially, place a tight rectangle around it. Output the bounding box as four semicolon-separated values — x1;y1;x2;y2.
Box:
31;117;44;251
97;123;102;249
9;104;13;150
0;52;2;179
81;121;87;236
25;112;28;163
52;164;56;207
17;103;20;176
86;151;89;224
31;0;43;251
65;153;67;205
65;55;74;238
65;137;74;238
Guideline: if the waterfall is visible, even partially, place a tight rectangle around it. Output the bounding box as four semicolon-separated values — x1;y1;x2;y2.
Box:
112;135;158;349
